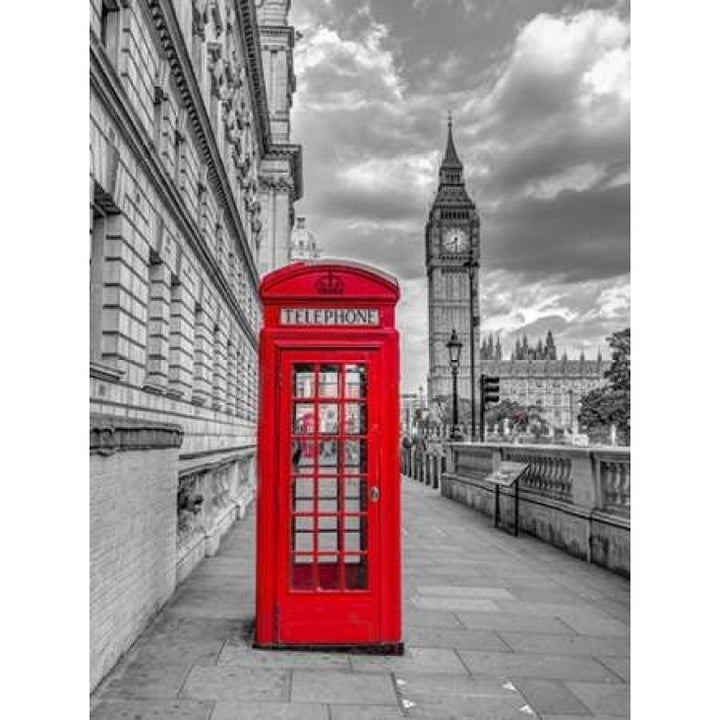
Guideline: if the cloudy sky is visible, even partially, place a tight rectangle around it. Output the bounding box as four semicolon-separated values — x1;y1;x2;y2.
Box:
287;0;630;393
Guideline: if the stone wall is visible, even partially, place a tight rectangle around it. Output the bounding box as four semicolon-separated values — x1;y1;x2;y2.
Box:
405;442;630;577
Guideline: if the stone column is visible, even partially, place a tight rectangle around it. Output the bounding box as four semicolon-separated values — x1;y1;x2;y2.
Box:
226;336;237;416
192;303;213;405
168;276;194;400
212;319;228;412
145;258;171;390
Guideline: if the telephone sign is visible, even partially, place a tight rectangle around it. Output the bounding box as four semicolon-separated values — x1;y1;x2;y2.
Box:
255;261;403;653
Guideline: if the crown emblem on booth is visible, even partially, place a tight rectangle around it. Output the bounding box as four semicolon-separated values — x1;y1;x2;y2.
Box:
315;270;345;295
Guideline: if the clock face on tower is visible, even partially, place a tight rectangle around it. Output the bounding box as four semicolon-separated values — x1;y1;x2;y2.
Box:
442;227;469;253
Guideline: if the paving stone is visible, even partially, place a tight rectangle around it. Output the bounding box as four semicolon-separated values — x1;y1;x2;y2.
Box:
512;679;592;716
404;627;510;651
405;696;539;719
395;674;535;719
566;682;631;716
90;699;213;720
458;651;620;682
127;636;225;666
351;647;468;674
180;666;290;702
98;662;193;700
498;632;630;657
411;595;500;612
291;670;397;705
595;655;631;683
329;707;405;720
210;702;329;719
455;611;576;635
404;609;465;628
217;645;350;670
415;585;515;600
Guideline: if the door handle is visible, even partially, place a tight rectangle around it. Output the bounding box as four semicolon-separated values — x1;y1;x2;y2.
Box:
369;486;380;502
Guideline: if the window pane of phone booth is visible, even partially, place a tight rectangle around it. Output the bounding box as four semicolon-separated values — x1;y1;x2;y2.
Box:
293;364;315;398
292;439;316;474
318;365;340;398
318;404;339;434
317;444;340;474
291;555;314;591
317;555;341;590
344;365;367;399
343;440;367;473
344;555;368;590
294;404;315;434
343;403;366;435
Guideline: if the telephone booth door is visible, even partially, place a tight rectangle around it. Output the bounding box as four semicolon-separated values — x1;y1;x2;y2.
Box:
255;261;402;653
277;350;382;644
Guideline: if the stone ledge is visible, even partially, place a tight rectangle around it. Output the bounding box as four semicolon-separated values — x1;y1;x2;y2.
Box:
90;413;183;456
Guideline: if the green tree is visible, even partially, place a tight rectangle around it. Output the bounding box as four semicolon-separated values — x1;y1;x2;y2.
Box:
578;328;630;444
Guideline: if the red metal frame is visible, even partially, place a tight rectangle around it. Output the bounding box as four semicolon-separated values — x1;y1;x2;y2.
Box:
255;262;402;652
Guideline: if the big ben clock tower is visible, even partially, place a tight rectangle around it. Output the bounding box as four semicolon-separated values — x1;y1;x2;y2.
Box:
426;116;481;406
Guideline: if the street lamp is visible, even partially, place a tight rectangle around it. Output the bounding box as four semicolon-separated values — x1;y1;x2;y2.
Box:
446;328;463;441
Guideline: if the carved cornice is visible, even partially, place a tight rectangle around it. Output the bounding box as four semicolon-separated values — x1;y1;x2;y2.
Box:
90;413;183;456
234;0;272;156
146;0;260;288
263;142;303;200
90;28;258;352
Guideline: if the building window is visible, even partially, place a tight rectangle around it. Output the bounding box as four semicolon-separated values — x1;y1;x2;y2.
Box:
100;0;120;63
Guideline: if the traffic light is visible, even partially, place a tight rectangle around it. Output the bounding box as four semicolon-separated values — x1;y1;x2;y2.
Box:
482;375;500;406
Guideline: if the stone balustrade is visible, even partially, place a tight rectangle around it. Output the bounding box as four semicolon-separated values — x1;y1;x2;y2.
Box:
176;451;256;584
402;439;630;576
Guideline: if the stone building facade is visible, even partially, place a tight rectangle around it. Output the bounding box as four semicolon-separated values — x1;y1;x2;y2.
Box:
257;0;303;274
89;0;300;690
425;118;481;403
479;349;610;431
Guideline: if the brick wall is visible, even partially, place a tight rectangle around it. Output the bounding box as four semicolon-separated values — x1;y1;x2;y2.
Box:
90;432;180;690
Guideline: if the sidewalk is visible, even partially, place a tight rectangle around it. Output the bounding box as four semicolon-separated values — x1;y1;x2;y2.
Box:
90;478;630;719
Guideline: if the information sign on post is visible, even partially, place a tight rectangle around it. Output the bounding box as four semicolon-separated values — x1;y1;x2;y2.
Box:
484;461;528;536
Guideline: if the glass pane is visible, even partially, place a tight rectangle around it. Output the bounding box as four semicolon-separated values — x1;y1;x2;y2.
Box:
318;530;338;552
294;515;313;531
343;530;366;552
318;365;340;398
344;403;366;435
317;554;340;589
294;364;315;398
343;477;365;501
318;478;339;500
294;404;315;434
294;478;314;499
318;497;338;513
291;555;314;590
344;555;368;590
293;531;313;552
318;441;340;474
343;440;367;473
292;440;316;474
344;364;366;399
318;404;339;434
293;498;314;513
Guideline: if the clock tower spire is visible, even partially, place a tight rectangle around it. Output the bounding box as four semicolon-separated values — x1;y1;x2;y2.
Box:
425;116;481;410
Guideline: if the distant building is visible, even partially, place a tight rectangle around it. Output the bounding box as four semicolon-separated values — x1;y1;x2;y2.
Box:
479;333;610;430
290;216;321;260
401;393;420;433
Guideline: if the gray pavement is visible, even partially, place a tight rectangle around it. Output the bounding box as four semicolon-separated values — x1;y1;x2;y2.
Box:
90;478;630;719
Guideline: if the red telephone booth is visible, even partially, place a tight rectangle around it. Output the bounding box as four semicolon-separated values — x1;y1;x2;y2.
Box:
255;261;403;653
